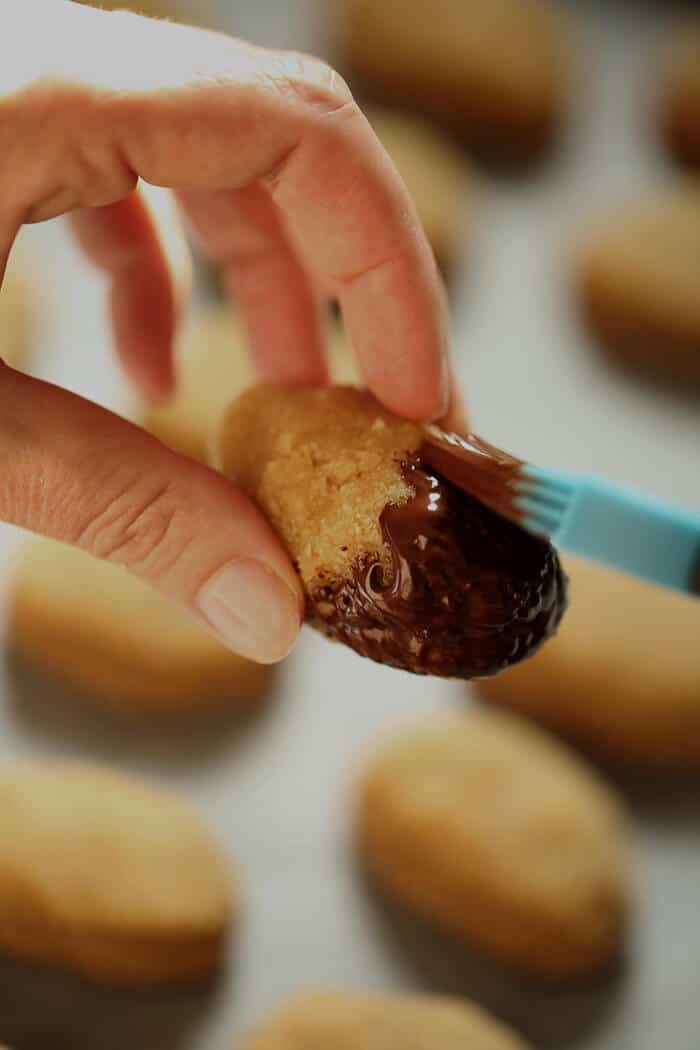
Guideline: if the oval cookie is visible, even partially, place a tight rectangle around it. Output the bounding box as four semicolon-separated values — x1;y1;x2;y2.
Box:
367;105;479;274
659;21;700;169
340;0;572;165
238;989;530;1050
477;556;700;771
72;0;180;13
216;385;566;679
577;182;700;384
0;761;234;983
358;710;630;978
9;538;273;713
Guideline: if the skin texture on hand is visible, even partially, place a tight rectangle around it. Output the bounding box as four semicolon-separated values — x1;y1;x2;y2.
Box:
0;0;455;663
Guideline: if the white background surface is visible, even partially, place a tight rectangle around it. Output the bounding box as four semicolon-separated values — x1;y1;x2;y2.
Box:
0;2;698;1048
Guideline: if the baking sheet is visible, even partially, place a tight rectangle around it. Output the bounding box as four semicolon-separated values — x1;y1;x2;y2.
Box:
0;1;699;1048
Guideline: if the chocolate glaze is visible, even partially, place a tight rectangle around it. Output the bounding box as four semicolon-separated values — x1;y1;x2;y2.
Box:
422;427;525;523
308;437;567;679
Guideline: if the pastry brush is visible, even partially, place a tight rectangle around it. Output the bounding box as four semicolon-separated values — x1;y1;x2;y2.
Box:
422;427;700;597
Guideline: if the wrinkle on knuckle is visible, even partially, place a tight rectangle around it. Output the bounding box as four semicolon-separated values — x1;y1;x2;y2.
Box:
267;52;355;114
337;253;395;289
76;478;187;578
262;95;360;198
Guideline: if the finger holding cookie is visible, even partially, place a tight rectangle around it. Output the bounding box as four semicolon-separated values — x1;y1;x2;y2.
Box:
0;0;457;666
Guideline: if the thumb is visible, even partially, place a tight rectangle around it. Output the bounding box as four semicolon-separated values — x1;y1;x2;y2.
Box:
0;363;302;663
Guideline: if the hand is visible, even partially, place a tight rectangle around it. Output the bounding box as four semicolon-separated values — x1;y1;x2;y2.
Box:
0;0;455;663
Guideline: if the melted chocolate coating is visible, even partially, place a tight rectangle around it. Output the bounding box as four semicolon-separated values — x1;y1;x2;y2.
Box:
308;443;567;679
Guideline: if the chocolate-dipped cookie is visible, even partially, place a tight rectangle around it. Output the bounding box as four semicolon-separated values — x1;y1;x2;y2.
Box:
216;385;566;678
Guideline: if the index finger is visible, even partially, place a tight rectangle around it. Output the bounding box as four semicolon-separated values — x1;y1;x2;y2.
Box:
86;9;451;420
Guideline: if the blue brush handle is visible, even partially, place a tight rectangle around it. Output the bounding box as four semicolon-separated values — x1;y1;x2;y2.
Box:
551;475;700;595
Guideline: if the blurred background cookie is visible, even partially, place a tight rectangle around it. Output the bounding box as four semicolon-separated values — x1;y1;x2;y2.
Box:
71;0;183;14
577;182;700;385
659;21;700;169
477;556;700;772
0;266;31;370
367;106;479;275
9;538;273;714
237;989;531;1050
357;710;630;979
339;0;573;167
142;306;254;463
0;761;234;983
143;305;367;461
326;315;361;386
217;384;566;679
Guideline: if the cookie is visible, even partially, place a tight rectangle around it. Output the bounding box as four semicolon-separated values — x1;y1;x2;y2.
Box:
216;385;567;679
659;22;700;169
0;760;233;983
477;555;700;772
577;182;700;385
0;266;30;369
358;710;630;978
73;0;178;13
340;0;572;166
367;106;478;273
9;538;273;713
143;306;254;463
238;989;530;1050
144;307;366;460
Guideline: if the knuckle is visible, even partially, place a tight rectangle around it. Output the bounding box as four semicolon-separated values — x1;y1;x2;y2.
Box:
5;84;138;223
272;52;355;113
77;477;188;579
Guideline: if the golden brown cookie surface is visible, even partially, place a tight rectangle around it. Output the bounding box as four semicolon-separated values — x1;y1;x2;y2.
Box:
0;761;233;983
358;710;630;978
9;538;273;713
143;307;361;460
238;989;531;1050
367;106;478;273
577;183;700;384
216;385;566;679
660;22;700;169
478;555;700;771
340;0;572;165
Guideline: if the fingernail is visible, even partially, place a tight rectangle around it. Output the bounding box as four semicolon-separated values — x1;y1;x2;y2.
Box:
197;559;302;663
